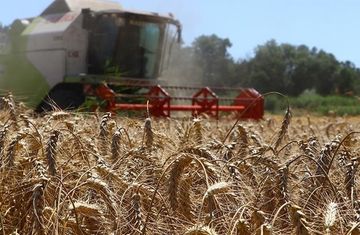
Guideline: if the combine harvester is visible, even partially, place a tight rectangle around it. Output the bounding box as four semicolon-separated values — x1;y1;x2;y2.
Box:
0;0;264;119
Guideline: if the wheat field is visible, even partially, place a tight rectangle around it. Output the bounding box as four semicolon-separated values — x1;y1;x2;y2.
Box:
1;94;360;235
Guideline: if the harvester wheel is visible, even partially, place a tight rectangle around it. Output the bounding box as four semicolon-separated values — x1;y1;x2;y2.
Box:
36;84;85;112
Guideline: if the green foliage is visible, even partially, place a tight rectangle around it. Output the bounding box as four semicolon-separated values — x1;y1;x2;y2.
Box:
79;96;106;111
264;94;288;113
239;40;360;96
192;34;236;86
103;59;121;76
265;91;360;116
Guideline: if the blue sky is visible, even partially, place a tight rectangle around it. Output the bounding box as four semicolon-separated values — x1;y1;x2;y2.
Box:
1;0;360;66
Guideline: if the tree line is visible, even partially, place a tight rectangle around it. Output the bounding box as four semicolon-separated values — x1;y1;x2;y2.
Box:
165;35;360;96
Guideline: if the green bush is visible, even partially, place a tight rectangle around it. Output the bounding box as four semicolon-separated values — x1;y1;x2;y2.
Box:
264;92;360;116
264;94;287;113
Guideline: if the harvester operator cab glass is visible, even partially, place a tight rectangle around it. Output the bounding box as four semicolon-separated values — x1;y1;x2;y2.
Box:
160;23;179;74
86;11;180;80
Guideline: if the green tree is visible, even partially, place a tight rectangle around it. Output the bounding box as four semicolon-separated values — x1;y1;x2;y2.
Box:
244;40;293;94
192;34;234;86
334;61;359;94
239;39;360;96
311;50;339;95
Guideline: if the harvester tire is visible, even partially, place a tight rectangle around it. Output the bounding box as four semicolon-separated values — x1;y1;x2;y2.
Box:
36;84;85;112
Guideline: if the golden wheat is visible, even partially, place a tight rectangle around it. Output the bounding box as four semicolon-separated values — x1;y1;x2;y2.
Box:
0;103;360;234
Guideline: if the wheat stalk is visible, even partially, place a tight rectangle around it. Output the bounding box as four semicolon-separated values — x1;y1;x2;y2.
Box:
259;223;272;235
250;210;271;234
289;204;311;235
234;218;251;235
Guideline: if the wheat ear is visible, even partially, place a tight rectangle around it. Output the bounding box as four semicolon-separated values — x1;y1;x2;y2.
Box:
168;154;193;212
31;182;46;234
345;158;359;204
192;118;203;145
202;181;231;223
4;93;18;127
68;201;103;217
129;188;144;232
184;225;218;235
178;174;194;221
85;176;117;217
0;123;10;167
111;127;122;161
4;132;26;168
45;130;60;176
143;117;153;148
324;202;337;234
277;166;289;204
274;106;292;151
237;125;248;158
99;112;112;155
315;138;340;186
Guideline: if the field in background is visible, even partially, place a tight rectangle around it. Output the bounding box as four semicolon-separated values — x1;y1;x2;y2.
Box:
0;95;360;234
265;92;360;116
